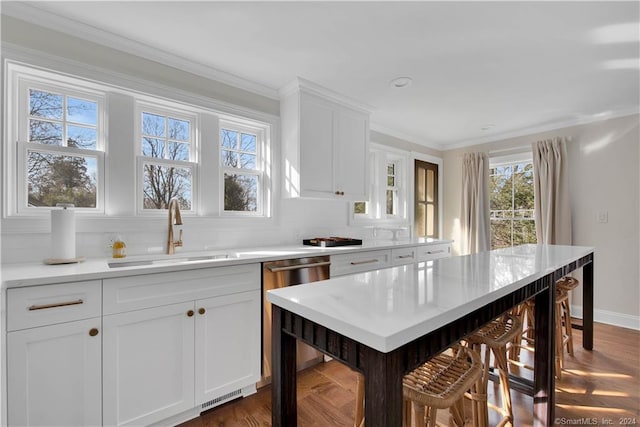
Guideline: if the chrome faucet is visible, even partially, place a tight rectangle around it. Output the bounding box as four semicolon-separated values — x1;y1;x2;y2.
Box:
167;198;183;255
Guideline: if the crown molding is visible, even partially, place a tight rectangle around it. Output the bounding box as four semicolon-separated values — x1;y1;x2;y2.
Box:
279;77;376;114
1;2;280;100
369;122;446;151
444;107;640;150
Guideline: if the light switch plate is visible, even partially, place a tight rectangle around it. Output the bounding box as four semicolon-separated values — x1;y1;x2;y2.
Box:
597;211;608;223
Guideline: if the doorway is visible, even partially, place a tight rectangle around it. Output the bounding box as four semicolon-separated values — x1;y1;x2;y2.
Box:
414;159;438;238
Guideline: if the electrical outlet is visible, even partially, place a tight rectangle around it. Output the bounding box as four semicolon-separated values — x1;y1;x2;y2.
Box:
597;211;608;223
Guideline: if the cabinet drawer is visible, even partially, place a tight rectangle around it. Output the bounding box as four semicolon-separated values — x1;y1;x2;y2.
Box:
391;247;417;266
7;281;101;331
415;243;451;262
103;263;260;315
330;250;390;277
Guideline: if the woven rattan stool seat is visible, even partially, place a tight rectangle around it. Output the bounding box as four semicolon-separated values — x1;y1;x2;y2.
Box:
468;313;521;349
556;276;579;292
354;346;484;427
403;346;482;409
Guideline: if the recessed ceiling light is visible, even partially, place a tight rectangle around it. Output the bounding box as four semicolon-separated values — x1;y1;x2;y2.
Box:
390;77;413;88
480;124;495;131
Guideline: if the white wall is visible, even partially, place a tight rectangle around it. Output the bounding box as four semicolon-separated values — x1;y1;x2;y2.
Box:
442;114;640;328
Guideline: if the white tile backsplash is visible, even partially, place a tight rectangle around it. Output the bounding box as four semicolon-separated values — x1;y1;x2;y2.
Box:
1;198;377;264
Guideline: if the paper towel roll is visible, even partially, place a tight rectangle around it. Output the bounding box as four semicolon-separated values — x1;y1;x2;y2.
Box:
51;205;76;260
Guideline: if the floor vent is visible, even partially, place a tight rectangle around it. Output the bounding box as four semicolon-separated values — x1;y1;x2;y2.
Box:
201;389;242;410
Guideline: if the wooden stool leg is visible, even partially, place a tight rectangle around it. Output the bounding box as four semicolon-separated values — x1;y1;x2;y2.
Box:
494;348;514;425
410;400;426;427
563;298;575;355
354;374;364;427
555;300;564;379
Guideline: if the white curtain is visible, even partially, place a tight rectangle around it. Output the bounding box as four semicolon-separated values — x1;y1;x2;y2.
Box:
532;137;572;245
461;152;490;254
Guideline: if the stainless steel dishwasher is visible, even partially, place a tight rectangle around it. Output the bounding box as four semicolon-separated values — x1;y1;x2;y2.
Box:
261;256;330;386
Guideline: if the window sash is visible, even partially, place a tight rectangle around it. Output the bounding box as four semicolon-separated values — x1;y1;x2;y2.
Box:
220;120;265;216
17;142;104;214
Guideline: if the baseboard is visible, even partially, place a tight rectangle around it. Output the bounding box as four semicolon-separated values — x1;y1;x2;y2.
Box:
571;305;640;331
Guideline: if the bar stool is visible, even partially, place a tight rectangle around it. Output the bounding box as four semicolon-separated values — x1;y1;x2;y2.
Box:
556;276;579;356
509;277;578;379
353;345;485;427
403;345;484;427
467;314;521;427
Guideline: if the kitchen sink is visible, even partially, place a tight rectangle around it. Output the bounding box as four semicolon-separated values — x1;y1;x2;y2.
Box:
107;253;237;268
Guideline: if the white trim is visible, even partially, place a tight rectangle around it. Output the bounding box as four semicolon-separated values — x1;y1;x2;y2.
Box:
571;305;640;331
445;108;640;150
1;2;279;100
489;151;533;167
279;77;375;114
370;122;446;151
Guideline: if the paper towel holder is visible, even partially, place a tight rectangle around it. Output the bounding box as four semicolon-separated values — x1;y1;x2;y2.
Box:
44;203;86;265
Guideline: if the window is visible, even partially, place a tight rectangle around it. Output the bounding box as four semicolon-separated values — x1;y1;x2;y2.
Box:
138;105;197;212
15;74;105;213
220;120;266;215
489;158;537;249
352;146;407;223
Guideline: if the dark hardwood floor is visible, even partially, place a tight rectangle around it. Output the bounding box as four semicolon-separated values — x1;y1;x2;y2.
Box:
181;322;640;426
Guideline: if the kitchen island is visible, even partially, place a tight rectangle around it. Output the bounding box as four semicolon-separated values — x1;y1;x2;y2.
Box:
266;244;594;427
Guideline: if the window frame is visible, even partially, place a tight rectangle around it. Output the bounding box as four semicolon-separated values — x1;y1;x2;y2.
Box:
219;118;268;217
350;144;408;225
489;152;536;249
135;101;199;216
11;67;107;216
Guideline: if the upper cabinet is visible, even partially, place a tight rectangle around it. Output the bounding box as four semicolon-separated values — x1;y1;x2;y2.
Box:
281;78;372;200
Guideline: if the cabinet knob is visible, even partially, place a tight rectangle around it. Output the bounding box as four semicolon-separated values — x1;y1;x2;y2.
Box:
187;310;194;317
89;328;99;337
335;191;345;196
198;307;206;315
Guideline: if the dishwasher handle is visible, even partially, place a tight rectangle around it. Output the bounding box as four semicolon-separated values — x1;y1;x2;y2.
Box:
267;260;331;273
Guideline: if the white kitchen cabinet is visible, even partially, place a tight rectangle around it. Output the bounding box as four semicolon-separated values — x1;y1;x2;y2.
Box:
6;281;102;427
330;249;391;277
195;291;261;406
281;78;371;200
102;264;261;426
102;302;195;427
390;247;418;266
415;243;451;262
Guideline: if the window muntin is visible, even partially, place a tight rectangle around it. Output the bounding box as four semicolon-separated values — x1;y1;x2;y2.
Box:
353;148;407;223
138;106;196;212
16;76;105;212
220;123;264;214
489;160;537;249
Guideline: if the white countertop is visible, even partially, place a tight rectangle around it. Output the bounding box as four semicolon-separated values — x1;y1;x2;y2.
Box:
266;244;594;353
1;238;450;288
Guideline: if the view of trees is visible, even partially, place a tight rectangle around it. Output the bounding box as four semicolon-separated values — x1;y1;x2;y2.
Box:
489;162;537;249
27;89;98;208
141;112;192;210
221;129;258;212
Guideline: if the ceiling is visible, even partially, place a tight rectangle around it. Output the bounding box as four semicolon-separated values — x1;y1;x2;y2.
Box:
3;1;639;150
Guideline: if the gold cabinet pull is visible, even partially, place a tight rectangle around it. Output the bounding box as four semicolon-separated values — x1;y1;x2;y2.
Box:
198;307;206;315
89;328;99;337
28;299;84;311
187;310;194;317
350;259;379;266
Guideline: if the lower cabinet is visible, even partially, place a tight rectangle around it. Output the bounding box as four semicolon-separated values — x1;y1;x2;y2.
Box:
103;289;261;427
7;318;102;427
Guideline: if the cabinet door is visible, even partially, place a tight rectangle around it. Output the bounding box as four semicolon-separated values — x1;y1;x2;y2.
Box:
195;290;261;405
299;92;336;196
334;107;368;200
103;302;195;427
7;318;102;427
